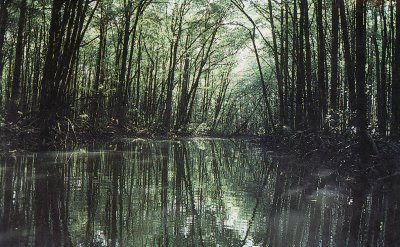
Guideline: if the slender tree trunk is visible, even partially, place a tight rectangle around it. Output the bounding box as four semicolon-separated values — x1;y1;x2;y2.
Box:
330;0;339;113
268;0;284;128
90;4;106;124
0;0;11;109
373;11;382;136
212;72;230;130
135;33;142;117
378;5;388;136
296;0;307;130
355;0;377;160
116;2;132;127
295;0;305;130
162;10;183;134
291;0;298;129
303;0;314;130
340;0;356;115
250;28;275;131
283;3;290;127
316;0;326;127
7;0;27;123
126;2;144;112
392;0;400;136
175;52;190;130
31;27;42;111
184;27;219;129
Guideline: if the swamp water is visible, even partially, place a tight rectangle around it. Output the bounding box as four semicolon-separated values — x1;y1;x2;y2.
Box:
0;138;399;246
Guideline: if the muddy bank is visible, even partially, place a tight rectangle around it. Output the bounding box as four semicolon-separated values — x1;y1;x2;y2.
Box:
2;120;399;184
1;119;137;152
0;118;257;152
255;130;400;187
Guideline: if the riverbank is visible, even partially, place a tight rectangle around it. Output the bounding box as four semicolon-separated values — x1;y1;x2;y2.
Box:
257;130;400;184
1;118;141;152
2;120;399;183
0;118;255;152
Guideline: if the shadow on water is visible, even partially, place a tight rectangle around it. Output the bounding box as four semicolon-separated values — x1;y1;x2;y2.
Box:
0;139;399;246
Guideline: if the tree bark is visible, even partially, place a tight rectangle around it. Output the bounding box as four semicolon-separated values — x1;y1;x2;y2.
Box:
162;6;183;134
7;0;27;123
316;0;327;127
373;11;381;136
296;0;306;130
0;0;11;108
90;3;107;124
303;0;315;130
339;0;356;115
378;5;388;136
355;0;377;159
392;0;400;136
39;0;96;142
116;1;132;127
250;28;275;132
330;0;339;113
268;0;284;128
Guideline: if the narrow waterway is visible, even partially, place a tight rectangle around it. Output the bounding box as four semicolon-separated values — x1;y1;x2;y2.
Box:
0;138;399;246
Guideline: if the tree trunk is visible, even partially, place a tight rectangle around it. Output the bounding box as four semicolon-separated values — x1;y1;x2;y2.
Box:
162;10;183;134
90;3;107;124
355;0;377;160
184;27;219;129
283;3;290;127
373;11;381;137
291;0;298;129
0;0;11;109
339;0;356;115
268;0;284;128
250;28;275;131
39;0;96;142
7;0;27;123
303;0;315;130
296;0;306;130
392;0;400;136
116;2;132;127
316;0;327;127
330;0;339;113
378;5;388;136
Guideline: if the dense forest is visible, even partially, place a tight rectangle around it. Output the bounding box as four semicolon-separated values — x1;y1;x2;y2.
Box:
1;1;400;246
0;0;399;150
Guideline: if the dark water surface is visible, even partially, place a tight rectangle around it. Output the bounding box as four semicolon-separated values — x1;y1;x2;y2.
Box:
0;138;399;246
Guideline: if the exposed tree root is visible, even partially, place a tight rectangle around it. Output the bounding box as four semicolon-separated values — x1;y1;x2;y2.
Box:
258;130;400;184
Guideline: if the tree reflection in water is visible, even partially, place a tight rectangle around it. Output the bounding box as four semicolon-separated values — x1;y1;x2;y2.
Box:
0;139;399;246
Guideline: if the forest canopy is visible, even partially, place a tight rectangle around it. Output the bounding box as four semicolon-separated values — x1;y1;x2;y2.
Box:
0;0;399;145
